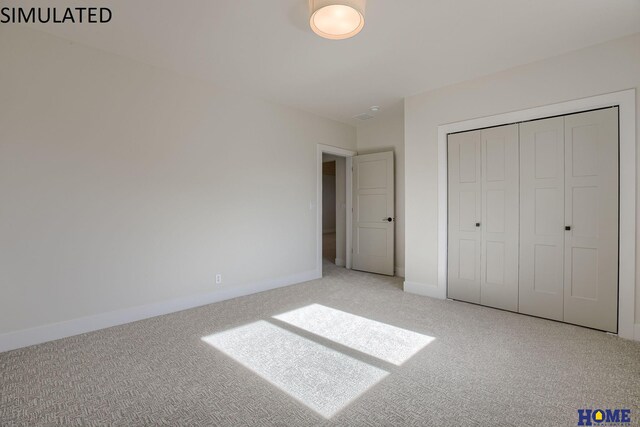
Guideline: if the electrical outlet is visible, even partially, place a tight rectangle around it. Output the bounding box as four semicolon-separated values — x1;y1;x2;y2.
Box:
215;274;222;284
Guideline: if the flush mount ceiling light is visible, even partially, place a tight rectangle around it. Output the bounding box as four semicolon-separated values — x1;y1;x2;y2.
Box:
309;0;366;40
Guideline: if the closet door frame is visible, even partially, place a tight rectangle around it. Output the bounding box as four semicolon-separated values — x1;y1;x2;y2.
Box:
434;89;637;341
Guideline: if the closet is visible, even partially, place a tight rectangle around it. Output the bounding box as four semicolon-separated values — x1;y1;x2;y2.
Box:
447;107;619;333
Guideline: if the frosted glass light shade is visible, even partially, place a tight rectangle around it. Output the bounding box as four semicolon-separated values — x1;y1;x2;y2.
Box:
309;0;366;40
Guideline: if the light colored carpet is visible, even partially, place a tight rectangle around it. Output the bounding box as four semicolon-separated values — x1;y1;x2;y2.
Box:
1;262;639;426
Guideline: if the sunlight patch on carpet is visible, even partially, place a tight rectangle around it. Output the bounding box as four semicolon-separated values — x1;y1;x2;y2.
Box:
273;304;435;365
202;321;388;418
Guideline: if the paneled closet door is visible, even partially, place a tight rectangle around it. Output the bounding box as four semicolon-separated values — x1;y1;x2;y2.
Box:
447;130;482;304
519;117;565;321
480;125;519;311
563;108;619;333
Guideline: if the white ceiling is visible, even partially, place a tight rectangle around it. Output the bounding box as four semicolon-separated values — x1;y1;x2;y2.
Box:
16;0;640;124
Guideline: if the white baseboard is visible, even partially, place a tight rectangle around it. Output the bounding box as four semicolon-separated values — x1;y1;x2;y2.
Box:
335;258;345;267
395;267;405;278
404;280;445;300
0;269;320;354
635;323;640;341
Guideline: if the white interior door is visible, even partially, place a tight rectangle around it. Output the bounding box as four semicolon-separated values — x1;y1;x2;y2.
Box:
352;152;395;275
563;108;619;333
519;117;565;321
447;130;481;303
480;124;519;311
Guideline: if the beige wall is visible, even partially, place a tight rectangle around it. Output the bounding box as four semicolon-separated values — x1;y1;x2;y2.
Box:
0;26;356;336
322;172;336;232
404;33;640;326
356;105;405;276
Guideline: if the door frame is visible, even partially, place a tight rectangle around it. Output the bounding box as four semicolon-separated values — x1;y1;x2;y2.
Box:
436;89;637;340
317;144;357;276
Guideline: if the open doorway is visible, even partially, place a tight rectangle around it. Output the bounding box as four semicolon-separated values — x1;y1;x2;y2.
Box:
322;156;339;266
317;145;356;277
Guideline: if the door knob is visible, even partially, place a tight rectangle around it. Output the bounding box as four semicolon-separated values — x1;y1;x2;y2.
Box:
476;223;481;227
383;217;394;222
565;225;572;231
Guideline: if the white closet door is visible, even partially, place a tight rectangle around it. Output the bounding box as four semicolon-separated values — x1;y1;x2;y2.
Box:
480;125;519;311
519;117;565;321
447;130;481;303
563;108;619;333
